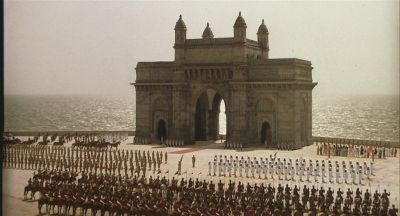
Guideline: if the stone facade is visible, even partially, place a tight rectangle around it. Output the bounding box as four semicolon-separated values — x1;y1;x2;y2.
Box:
133;13;317;148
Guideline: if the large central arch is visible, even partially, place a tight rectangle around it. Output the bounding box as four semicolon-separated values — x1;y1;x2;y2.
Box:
194;89;226;141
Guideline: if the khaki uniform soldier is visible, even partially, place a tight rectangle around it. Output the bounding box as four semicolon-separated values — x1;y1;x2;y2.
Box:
233;161;237;177
192;155;196;168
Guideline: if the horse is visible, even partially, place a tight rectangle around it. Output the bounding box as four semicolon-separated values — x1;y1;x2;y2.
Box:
53;140;64;146
344;194;353;209
317;193;325;209
24;184;40;200
108;141;121;149
302;192;309;209
50;134;57;142
354;194;363;210
37;191;49;215
325;193;334;211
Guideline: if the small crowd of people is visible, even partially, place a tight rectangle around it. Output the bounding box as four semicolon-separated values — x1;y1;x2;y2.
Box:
317;143;398;159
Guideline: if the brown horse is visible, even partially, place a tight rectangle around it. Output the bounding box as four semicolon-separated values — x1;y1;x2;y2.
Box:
354;194;363;210
24;184;40;200
344;194;353;209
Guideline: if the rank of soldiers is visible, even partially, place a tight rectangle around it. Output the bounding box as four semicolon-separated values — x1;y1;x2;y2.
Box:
3;144;168;178
208;154;376;185
24;168;398;216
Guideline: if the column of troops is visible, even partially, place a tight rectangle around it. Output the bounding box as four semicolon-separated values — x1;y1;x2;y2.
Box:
209;154;376;185
2;144;168;177
23;168;398;216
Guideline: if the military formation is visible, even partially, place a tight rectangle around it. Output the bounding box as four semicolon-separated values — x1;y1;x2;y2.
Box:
3;144;168;178
24;168;398;216
208;154;377;185
2;134;399;215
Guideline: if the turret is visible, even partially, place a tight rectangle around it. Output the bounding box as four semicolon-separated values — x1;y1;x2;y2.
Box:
233;11;246;42
174;15;187;45
257;19;269;58
202;22;214;39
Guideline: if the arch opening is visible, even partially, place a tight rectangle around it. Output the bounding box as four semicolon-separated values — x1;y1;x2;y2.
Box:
157;119;167;142
260;121;271;147
194;89;227;141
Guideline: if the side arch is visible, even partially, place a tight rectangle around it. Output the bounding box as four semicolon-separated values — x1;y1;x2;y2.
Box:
255;97;277;147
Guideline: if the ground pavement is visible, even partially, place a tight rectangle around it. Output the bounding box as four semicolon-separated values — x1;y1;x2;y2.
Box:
2;136;399;215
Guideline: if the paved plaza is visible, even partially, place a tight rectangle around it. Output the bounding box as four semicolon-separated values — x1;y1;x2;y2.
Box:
2;137;399;215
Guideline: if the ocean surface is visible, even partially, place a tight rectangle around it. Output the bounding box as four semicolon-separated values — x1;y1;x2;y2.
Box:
4;94;399;141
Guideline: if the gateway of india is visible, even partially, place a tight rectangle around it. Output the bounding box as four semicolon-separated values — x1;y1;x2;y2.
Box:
133;12;317;149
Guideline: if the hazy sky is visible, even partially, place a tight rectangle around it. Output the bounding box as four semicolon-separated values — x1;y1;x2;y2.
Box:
5;0;399;97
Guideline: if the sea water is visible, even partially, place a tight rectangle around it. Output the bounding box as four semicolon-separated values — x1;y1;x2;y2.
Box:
5;94;399;141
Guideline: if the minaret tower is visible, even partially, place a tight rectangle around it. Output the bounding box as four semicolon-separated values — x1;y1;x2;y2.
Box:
174;15;187;45
233;11;246;42
257;19;269;59
174;15;186;63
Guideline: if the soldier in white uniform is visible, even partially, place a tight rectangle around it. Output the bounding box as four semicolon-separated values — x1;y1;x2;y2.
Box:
314;167;319;182
250;162;255;178
245;162;249;178
257;163;262;179
291;166;295;181
321;166;326;183
222;162;227;176
263;161;268;179
213;160;217;176
284;165;289;180
343;168;348;184
227;161;232;177
218;160;222;176
269;162;274;179
358;169;363;185
306;167;311;182
328;166;333;183
299;165;304;182
366;167;370;180
363;162;368;174
351;169;356;184
335;166;341;183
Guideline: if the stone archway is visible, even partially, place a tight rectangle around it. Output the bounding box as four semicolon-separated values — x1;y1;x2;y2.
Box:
260;121;272;147
194;88;227;141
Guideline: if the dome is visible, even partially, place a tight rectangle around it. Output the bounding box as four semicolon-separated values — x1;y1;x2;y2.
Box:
174;15;187;30
233;11;247;28
257;19;268;34
202;23;214;39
